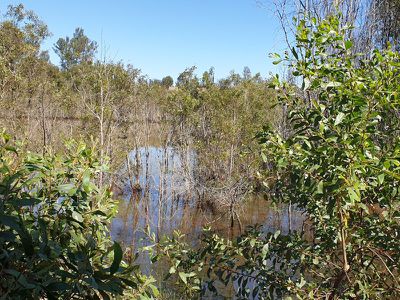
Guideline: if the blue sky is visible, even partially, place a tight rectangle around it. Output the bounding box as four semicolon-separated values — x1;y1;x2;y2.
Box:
0;0;286;80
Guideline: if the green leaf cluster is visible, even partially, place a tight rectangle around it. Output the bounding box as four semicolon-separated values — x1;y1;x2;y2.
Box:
0;132;156;299
156;14;400;300
257;13;400;299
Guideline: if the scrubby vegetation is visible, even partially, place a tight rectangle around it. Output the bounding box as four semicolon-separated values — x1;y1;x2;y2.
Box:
0;134;158;299
1;1;399;299
152;14;400;299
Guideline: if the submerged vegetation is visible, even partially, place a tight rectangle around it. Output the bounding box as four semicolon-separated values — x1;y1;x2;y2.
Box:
1;1;400;299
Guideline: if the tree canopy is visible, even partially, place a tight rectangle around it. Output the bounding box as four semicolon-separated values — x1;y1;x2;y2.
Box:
54;27;97;70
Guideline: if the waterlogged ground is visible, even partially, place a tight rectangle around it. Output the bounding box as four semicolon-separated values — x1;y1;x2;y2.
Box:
110;147;305;248
109;146;306;298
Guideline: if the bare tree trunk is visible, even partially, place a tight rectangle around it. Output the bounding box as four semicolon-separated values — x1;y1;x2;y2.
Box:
99;85;105;189
40;84;47;154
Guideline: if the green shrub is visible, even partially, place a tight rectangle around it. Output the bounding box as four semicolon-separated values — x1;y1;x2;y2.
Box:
0;132;156;299
155;14;400;299
258;13;400;298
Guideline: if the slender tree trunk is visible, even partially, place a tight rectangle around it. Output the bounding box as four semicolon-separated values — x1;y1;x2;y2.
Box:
40;84;47;154
99;85;105;189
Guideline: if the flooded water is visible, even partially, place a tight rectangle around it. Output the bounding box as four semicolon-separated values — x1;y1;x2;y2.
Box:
110;147;305;249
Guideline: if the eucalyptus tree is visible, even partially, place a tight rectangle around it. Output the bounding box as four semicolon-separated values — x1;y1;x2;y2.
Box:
0;4;51;104
0;4;62;153
161;75;174;88
54;27;98;71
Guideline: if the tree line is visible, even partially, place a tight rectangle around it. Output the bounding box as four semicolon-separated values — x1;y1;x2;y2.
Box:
1;1;399;299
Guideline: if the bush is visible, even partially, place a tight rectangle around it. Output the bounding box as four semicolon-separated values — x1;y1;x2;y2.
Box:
155;14;400;299
0;132;156;299
258;14;400;298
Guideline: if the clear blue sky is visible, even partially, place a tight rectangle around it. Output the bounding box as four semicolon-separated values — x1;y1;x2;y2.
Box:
0;0;286;80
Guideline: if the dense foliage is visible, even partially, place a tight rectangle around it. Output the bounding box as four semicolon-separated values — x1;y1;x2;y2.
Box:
153;14;400;299
161;67;279;206
0;133;158;299
0;4;276;194
1;2;400;299
259;13;400;298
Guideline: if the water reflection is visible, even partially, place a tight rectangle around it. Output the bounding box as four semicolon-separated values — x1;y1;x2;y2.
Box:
110;147;305;249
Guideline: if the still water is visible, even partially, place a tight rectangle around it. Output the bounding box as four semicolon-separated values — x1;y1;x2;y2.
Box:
110;147;305;248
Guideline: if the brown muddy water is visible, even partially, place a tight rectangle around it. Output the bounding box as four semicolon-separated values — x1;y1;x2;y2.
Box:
110;147;306;252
